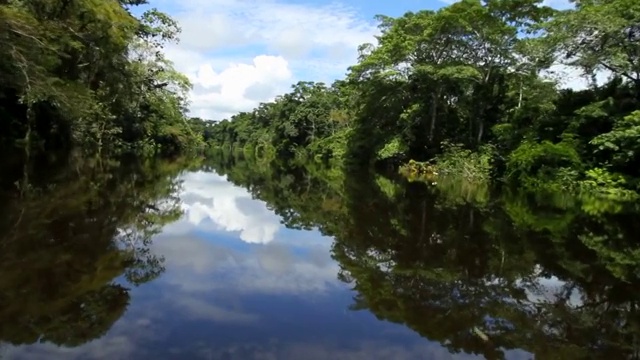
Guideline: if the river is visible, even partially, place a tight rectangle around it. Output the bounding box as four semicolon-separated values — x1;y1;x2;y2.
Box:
0;150;638;359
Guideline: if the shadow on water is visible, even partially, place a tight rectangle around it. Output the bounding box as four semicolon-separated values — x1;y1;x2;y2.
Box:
206;151;640;360
0;149;199;347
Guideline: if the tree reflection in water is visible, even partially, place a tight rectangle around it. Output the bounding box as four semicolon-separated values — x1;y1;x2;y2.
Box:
0;151;198;346
208;152;640;359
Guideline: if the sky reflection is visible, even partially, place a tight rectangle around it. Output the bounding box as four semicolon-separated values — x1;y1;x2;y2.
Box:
4;169;484;360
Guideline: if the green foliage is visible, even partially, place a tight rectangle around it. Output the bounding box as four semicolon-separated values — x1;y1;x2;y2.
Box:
546;0;640;96
200;81;350;161
579;167;639;201
590;110;640;173
201;0;640;196
1;0;639;195
399;142;493;193
0;0;202;155
506;140;582;190
433;142;494;181
307;128;351;162
432;176;491;208
376;136;408;161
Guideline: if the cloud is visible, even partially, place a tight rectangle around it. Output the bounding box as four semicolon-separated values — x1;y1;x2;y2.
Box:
2;317;161;360
162;171;282;244
184;340;486;360
6;325;482;360
543;63;611;90
159;0;588;120
170;296;259;323
188;55;293;120
152;0;377;120
3;337;136;360
155;168;340;295
542;0;573;9
153;234;340;295
165;0;375;61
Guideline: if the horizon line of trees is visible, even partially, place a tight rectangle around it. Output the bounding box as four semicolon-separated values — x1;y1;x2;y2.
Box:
200;0;640;197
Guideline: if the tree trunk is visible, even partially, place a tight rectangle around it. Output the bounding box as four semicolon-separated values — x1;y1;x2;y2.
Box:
429;90;439;142
518;79;523;108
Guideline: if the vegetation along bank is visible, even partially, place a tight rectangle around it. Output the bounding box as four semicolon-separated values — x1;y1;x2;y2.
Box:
2;0;639;198
0;0;203;155
199;0;640;199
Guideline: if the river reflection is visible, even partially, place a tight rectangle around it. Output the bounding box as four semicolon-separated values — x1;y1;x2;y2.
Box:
2;152;640;359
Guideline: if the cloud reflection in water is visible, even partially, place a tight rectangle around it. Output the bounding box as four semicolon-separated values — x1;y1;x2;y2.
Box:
2;170;482;360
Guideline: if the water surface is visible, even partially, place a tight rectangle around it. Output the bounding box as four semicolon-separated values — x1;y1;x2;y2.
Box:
1;152;639;359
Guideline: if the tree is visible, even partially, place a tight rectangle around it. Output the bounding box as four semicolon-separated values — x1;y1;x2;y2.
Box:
547;0;640;98
0;0;202;154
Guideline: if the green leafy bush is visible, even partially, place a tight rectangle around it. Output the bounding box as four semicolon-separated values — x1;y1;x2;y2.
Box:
506;140;582;190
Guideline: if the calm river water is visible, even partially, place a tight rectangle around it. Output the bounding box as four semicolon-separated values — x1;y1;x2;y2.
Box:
1;151;638;359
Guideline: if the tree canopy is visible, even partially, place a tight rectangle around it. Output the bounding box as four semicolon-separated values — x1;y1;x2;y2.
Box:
204;0;640;197
0;0;203;154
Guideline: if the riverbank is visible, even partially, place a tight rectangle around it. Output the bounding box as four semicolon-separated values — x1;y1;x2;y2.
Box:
200;1;640;200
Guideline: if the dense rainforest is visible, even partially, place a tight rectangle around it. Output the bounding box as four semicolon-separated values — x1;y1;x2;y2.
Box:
0;0;208;347
202;0;640;198
0;0;203;155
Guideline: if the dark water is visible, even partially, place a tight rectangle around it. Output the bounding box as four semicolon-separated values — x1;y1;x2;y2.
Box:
1;151;640;359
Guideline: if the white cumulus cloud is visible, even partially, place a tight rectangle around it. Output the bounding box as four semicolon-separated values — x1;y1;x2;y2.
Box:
189;55;293;121
151;0;377;120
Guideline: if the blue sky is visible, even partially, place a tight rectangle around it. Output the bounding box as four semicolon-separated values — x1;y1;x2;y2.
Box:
144;0;572;120
296;0;441;17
